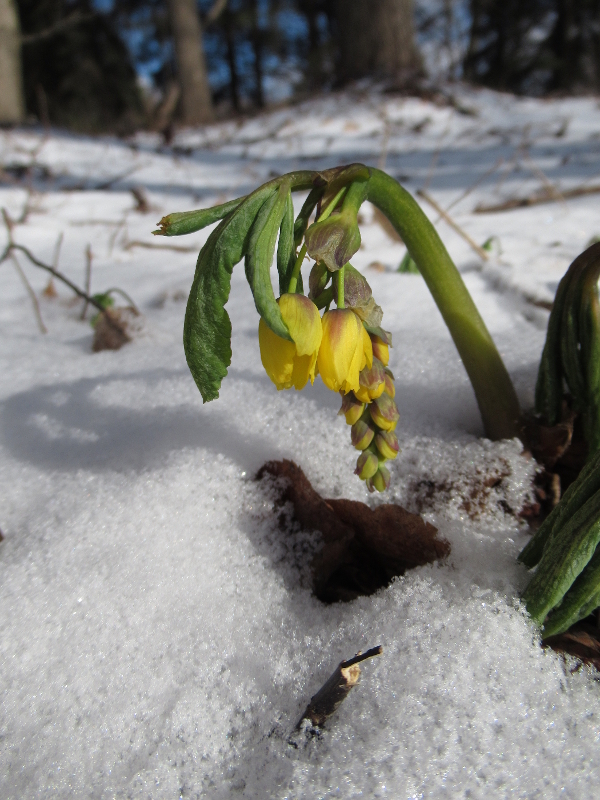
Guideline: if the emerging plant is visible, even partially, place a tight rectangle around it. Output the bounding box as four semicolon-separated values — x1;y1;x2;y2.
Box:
155;164;521;492
519;243;600;637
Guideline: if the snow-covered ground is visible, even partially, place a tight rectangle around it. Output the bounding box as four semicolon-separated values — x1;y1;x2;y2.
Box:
2;85;600;798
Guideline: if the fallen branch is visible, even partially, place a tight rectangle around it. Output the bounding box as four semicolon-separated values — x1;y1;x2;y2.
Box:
296;647;383;730
417;189;490;261
474;184;600;214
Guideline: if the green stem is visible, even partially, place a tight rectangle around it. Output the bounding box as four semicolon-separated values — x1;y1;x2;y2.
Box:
287;244;306;294
287;187;347;294
317;187;347;222
336;265;345;308
366;168;521;441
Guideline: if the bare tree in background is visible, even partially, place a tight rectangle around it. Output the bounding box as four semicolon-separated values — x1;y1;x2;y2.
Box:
0;0;25;123
334;0;422;87
167;0;213;124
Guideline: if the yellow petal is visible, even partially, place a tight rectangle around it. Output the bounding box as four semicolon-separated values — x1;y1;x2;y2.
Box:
318;309;363;392
279;294;322;357
259;318;296;390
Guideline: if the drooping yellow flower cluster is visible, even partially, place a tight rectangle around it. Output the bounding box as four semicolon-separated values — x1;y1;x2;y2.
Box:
258;292;400;492
338;331;399;492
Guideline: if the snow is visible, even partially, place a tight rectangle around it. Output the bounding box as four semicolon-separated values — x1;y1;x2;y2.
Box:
2;85;600;798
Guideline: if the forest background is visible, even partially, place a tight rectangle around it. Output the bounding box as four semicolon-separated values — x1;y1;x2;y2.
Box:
2;0;600;134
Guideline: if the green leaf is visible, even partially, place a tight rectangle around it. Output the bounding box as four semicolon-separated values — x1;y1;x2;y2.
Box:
276;191;295;295
154;196;246;236
519;447;600;568
398;250;420;274
535;269;569;425
542;546;600;637
183;183;278;402
245;181;292;340
521;487;600;625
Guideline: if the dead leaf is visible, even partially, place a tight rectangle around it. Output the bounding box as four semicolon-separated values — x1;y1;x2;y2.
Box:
92;307;140;352
257;460;450;603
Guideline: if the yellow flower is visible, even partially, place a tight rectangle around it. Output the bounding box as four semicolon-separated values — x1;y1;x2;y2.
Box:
317;309;373;394
258;294;322;390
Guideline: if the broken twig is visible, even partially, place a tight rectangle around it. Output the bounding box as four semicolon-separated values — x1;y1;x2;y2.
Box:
474;184;600;214
296;646;383;729
417;189;490;261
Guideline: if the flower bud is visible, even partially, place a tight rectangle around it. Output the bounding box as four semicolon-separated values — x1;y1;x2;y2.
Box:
375;430;400;460
304;206;361;272
370;393;400;431
351;419;375;450
332;263;372;307
367;465;391;493
383;371;395;398
339;392;365;425
355;451;379;480
354;358;386;404
372;336;389;366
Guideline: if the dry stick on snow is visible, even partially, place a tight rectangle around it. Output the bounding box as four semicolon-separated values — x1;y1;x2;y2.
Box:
80;244;93;320
474;183;600;214
523;156;566;209
10;253;47;334
296;646;383;730
0;210;112;315
416;189;490;262
437;157;504;221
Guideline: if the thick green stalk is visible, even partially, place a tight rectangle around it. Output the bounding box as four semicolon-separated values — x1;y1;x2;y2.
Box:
366;168;520;441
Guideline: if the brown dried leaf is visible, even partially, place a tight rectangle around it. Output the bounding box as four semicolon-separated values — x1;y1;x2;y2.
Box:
92;307;139;352
256;460;450;603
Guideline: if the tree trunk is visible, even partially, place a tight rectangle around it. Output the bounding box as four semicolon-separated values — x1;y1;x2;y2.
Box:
250;0;265;108
334;0;422;87
0;0;25;124
224;8;240;111
167;0;213;125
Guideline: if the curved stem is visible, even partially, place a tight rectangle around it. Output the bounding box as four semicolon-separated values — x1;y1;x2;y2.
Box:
336;266;345;308
366;168;521;441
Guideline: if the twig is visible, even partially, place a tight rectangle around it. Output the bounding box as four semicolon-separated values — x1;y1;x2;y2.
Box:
378;112;391;171
417;189;490;261
296;646;382;730
474;183;600;214
95;164;144;191
438;157;504;220
10;253;47;334
80;244;93;320
123;239;198;253
523;157;566;208
0;211;108;314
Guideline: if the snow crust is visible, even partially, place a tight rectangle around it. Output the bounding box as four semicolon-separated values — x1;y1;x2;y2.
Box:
2;85;600;798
